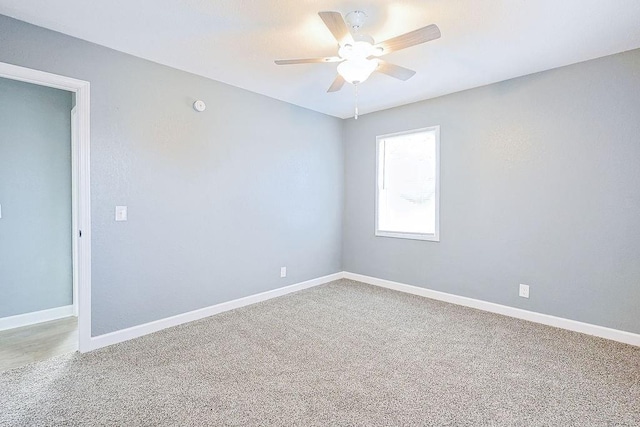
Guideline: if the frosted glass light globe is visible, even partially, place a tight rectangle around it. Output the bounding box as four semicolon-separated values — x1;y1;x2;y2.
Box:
337;58;378;84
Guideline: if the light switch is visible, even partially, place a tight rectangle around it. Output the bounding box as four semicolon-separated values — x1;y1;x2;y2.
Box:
115;206;127;221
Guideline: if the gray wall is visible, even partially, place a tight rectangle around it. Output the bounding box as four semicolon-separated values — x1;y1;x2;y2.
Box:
0;78;73;317
343;48;640;334
3;13;638;338
0;15;344;335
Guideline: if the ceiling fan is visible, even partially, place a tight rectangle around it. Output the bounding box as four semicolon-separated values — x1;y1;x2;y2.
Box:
275;10;441;93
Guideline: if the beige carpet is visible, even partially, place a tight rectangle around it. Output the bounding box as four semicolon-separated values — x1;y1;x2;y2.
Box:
1;279;639;426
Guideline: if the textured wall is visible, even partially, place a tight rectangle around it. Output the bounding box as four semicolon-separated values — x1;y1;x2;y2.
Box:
0;15;343;335
343;49;640;334
0;78;73;317
3;13;638;338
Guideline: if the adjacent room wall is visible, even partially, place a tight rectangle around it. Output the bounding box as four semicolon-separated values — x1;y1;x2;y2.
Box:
343;49;640;334
0;77;73;318
0;15;344;335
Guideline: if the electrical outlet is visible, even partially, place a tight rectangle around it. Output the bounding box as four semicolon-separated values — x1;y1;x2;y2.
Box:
280;267;287;278
519;284;530;298
115;206;128;221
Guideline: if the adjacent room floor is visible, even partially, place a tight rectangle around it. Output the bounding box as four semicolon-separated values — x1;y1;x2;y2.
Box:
1;280;638;426
0;316;77;372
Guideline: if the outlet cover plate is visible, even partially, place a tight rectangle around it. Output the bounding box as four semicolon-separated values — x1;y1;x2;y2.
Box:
519;284;530;298
115;206;128;221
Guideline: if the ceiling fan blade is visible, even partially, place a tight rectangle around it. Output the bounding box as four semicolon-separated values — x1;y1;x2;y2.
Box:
327;75;346;92
275;57;342;65
376;60;416;81
318;11;353;45
376;24;440;55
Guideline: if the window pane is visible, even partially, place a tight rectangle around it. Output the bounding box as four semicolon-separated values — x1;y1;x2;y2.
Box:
378;130;436;234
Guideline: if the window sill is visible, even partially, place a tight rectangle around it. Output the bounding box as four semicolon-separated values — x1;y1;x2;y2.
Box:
375;230;440;242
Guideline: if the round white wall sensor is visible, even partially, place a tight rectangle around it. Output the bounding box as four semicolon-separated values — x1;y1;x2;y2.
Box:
193;100;206;112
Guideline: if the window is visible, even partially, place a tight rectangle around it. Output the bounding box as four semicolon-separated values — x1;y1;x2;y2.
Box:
376;126;440;241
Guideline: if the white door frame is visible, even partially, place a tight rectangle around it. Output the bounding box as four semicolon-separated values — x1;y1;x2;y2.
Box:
0;62;92;353
71;106;79;317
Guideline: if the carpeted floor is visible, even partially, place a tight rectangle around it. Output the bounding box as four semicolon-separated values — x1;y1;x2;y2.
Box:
1;279;639;426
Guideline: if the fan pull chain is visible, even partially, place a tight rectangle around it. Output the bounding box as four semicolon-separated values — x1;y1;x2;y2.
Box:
354;84;359;120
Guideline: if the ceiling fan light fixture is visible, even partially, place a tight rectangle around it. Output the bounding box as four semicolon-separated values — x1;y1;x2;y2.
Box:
337;58;378;84
338;41;375;60
275;10;441;95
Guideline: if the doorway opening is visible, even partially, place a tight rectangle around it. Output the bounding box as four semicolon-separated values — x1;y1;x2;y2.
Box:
0;62;91;368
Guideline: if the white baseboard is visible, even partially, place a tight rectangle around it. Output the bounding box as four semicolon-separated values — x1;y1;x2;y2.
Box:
85;272;344;352
343;272;640;347
0;305;75;331
84;270;639;353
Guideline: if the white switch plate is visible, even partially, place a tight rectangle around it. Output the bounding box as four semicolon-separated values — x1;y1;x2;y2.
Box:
115;206;128;221
519;284;530;298
280;267;287;278
0;203;2;218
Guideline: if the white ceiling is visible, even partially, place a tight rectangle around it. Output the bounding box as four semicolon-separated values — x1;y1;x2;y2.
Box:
2;1;640;118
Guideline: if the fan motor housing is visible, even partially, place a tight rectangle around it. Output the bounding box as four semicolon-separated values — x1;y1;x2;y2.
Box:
345;10;367;31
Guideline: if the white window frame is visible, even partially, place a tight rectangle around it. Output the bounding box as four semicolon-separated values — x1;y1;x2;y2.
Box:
375;126;440;242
